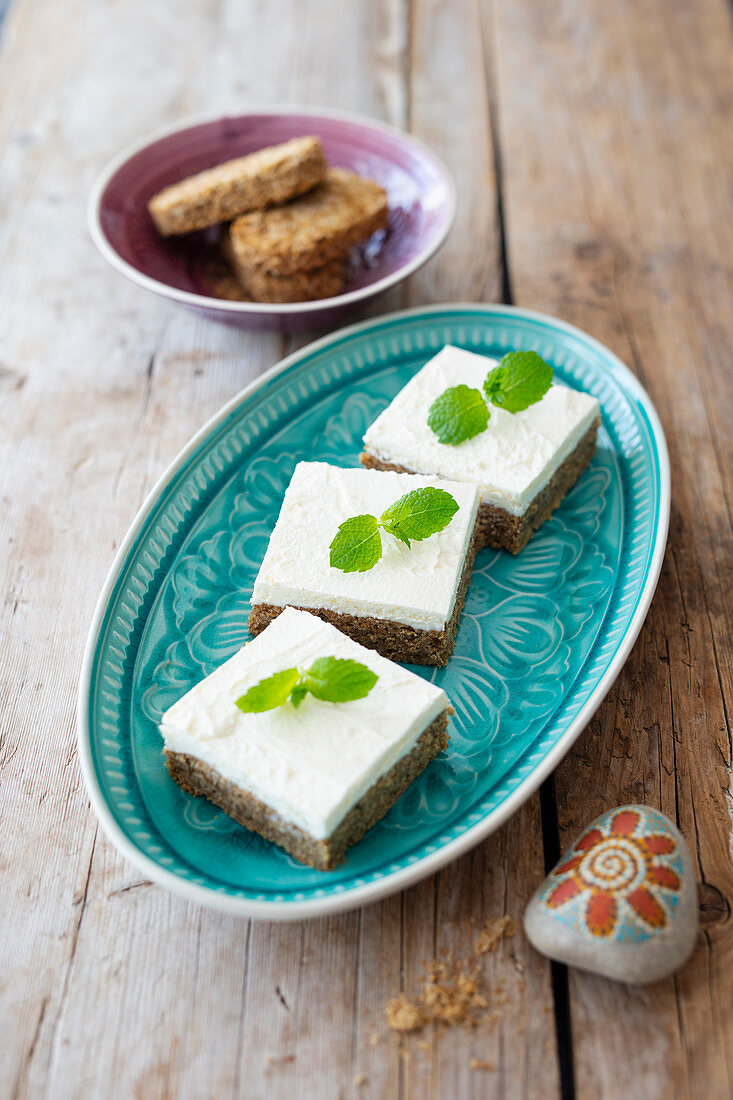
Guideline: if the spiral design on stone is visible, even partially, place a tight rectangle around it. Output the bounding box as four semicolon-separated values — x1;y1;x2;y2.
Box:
578;837;645;893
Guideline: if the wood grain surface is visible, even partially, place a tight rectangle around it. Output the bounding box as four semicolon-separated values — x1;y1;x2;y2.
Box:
1;1;730;1098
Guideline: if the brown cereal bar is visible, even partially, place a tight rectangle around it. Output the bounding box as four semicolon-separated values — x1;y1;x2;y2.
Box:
148;136;327;236
221;229;347;302
228;168;388;275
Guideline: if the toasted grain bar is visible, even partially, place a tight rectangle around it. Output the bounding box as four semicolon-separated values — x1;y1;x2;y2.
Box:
239;259;347;303
228;168;388;275
221;230;347;302
201;256;251;301
148;136;327;236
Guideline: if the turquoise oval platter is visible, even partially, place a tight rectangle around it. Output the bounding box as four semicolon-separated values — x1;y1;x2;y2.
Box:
77;304;670;919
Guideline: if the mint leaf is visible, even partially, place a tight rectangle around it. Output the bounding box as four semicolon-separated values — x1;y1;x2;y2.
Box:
304;656;378;703
235;667;301;713
235;657;378;712
379;486;459;544
329;514;382;573
330;489;459;572
483;351;553;413
427;384;490;445
427;351;553;446
289;682;309;708
382;524;411;548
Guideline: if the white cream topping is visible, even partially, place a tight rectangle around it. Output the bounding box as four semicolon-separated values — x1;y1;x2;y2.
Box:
362;346;601;516
251;462;479;631
160;607;450;839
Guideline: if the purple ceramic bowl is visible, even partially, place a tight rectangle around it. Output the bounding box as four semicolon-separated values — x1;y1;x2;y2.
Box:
88;109;456;333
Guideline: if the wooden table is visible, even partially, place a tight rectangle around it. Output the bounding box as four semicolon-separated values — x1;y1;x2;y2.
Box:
2;1;731;1097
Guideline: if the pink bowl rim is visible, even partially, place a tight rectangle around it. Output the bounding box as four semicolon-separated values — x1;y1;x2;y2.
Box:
87;106;457;316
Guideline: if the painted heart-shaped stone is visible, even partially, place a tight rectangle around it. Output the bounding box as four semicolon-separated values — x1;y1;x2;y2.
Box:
524;805;698;984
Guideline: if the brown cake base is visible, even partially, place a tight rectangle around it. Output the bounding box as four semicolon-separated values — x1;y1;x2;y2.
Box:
360;418;600;555
248;529;479;667
165;709;451;871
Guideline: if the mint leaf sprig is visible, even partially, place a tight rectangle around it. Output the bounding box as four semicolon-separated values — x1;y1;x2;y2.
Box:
483;351;553;412
235;656;378;713
427;384;489;446
330;486;459;573
427;350;553;446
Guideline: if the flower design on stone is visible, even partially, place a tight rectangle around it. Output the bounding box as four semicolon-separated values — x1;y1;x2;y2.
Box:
544;809;680;937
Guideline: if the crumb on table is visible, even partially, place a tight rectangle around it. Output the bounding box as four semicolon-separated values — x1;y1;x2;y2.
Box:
474;915;518;955
386;992;426;1033
383;914;519;1038
385;961;489;1034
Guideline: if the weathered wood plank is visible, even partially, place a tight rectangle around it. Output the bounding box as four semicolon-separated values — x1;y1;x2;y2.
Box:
406;802;559;1098
490;0;733;1096
408;0;502;306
